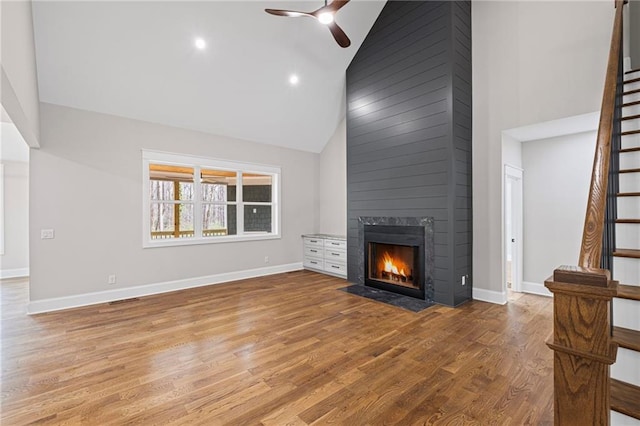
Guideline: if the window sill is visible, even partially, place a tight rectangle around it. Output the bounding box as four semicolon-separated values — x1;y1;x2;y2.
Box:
143;233;281;248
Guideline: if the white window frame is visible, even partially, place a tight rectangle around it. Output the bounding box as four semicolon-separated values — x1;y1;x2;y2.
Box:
142;150;281;248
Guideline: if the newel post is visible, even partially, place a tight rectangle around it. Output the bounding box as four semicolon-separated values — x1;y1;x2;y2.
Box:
545;266;618;425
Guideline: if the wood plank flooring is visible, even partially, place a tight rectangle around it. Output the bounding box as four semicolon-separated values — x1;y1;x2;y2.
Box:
1;271;554;425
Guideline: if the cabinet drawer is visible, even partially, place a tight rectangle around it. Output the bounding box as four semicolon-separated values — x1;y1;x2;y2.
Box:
324;261;347;276
304;257;324;269
304;246;323;258
303;237;324;248
324;239;346;250
324;248;347;262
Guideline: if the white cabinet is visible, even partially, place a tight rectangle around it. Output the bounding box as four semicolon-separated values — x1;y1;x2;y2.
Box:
302;234;347;278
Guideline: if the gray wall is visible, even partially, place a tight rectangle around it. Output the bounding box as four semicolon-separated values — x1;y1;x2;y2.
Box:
1;122;30;276
472;1;613;302
521;132;596;287
631;0;640;69
318;118;347;236
346;1;472;306
30;103;317;302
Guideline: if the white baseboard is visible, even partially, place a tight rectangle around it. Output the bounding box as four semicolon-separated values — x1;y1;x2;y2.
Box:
522;281;553;297
0;267;29;279
27;262;303;314
473;287;507;305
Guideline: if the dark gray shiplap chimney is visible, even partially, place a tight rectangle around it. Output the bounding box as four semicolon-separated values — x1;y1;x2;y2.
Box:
346;0;472;306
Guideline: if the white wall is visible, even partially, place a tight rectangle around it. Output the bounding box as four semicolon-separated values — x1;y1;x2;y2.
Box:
30;103;318;304
502;134;522;169
1;122;30;277
318;118;346;236
521;131;596;285
472;1;613;296
631;0;640;69
1;161;29;276
0;0;41;148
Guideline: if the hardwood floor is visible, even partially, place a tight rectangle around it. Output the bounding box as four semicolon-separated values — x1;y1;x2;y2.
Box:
1;271;554;425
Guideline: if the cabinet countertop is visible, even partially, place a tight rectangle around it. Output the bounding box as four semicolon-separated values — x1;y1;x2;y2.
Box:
302;234;346;240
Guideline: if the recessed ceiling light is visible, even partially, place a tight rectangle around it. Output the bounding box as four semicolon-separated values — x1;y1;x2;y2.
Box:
318;12;334;25
289;74;299;86
194;38;206;50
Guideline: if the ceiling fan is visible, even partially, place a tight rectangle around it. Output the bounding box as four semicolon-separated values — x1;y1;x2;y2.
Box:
265;0;351;48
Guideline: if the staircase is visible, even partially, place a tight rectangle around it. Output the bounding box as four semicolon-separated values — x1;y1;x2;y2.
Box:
543;2;640;424
610;66;640;424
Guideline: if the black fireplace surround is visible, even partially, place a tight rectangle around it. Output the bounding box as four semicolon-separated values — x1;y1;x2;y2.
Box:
357;217;435;302
365;225;425;299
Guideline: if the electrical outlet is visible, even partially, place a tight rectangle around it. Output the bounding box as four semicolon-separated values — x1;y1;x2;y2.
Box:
108;274;117;285
462;275;466;286
264;256;269;264
41;229;55;239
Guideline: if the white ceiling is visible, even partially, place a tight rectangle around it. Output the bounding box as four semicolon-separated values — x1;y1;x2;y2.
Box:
32;1;386;153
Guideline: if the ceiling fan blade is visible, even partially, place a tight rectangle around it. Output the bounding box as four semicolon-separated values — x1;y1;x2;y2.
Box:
327;22;351;48
265;9;311;18
325;0;350;13
311;0;350;17
266;1;351;47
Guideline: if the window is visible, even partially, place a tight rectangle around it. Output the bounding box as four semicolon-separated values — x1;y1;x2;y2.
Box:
142;150;280;247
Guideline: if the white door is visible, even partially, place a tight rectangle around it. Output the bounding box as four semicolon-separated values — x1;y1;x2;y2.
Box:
505;165;523;294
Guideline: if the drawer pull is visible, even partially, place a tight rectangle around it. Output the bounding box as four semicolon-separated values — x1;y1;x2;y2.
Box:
331;253;340;256
310;240;318;243
310;249;317;253
331;265;340;269
331;242;339;245
310;261;318;265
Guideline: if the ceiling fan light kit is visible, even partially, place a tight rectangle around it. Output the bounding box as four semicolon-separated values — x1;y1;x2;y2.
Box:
318;12;334;25
265;0;352;48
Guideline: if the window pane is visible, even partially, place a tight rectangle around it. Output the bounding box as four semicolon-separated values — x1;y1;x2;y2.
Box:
180;204;194;234
150;202;174;233
150;180;174;201
202;204;237;236
179;182;194;201
227;205;237;236
243;173;272;202
244;205;272;233
201;169;236;202
150;202;193;239
149;164;194;201
201;183;227;202
202;204;227;236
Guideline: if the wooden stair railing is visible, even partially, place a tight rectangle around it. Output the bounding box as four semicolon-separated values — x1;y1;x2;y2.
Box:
577;0;624;269
544;1;626;424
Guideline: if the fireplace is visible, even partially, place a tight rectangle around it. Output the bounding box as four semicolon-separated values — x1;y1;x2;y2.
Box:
357;217;434;301
364;224;425;299
368;243;417;287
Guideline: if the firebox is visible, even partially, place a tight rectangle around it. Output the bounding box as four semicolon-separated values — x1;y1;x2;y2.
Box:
364;225;425;299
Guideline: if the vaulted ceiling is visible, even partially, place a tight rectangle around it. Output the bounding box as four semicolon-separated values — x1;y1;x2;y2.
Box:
32;1;386;153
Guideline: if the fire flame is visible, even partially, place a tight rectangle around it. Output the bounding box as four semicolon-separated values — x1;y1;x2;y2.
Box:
382;252;406;277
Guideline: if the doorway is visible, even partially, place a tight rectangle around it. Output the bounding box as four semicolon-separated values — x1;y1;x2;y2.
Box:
0;104;30;279
504;165;523;295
